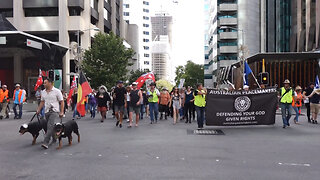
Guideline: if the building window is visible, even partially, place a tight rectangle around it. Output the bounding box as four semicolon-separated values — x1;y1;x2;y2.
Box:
144;54;150;57
144;61;150;65
144;68;150;72
0;9;13;17
143;39;150;42
143;16;149;20
143;24;149;27
124;12;129;16
69;7;81;16
25;8;59;17
143;31;149;35
143;46;150;50
143;1;149;5
124;4;129;8
143;8;149;13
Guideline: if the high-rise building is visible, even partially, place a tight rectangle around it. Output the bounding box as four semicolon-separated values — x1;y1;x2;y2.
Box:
204;0;263;88
151;12;173;80
123;0;152;71
0;0;125;94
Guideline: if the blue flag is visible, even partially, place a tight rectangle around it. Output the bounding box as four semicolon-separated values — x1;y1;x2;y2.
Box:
316;75;319;89
243;62;252;86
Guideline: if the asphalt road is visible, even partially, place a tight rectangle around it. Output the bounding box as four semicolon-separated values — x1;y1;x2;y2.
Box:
0;110;319;180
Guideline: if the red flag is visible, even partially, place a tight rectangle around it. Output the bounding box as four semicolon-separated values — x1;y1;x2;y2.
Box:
34;69;43;91
76;72;92;116
135;72;156;89
67;76;77;106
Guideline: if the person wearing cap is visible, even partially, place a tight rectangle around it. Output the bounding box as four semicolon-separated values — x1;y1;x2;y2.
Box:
243;85;250;91
303;82;314;123
13;84;25;119
0;85;10;119
147;82;160;124
279;79;296;128
113;80;127;128
159;87;170;120
36;78;64;149
128;82;142;127
306;86;320;124
292;86;303;124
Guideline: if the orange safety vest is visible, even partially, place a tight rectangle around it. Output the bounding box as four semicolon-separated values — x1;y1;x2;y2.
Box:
0;89;9;103
292;92;302;107
13;90;24;103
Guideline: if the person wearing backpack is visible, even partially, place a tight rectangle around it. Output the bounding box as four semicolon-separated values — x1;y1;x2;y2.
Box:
279;79;297;128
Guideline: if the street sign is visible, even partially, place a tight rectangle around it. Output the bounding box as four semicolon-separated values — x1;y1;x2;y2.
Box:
26;39;42;50
0;37;6;44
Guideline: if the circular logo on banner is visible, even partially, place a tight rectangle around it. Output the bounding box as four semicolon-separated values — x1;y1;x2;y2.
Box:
234;96;251;112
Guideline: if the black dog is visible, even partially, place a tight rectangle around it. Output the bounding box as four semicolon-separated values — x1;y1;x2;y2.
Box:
53;120;80;149
19;119;47;145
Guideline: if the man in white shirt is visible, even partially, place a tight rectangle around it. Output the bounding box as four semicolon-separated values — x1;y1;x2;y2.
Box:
36;78;64;149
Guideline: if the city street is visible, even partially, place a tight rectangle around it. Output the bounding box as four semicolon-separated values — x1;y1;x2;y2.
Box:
0;108;319;180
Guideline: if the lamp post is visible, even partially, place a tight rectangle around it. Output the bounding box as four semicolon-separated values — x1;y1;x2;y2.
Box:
75;27;99;73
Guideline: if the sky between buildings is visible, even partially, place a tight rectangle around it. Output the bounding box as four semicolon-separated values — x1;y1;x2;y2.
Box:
151;0;205;67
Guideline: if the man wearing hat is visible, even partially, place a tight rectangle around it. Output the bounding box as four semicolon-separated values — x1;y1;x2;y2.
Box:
113;80;127;128
0;85;10;119
128;82;142;127
13;84;25;119
279;79;296;128
147;82;160;124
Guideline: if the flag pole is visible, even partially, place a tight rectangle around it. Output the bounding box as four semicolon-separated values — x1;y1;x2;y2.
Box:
250;71;261;88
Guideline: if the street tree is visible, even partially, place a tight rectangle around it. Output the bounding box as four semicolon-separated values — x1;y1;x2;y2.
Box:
82;32;135;89
156;79;174;92
174;61;204;88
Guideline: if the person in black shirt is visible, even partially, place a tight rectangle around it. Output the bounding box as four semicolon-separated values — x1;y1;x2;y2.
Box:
129;82;143;127
306;87;320;124
113;81;127;128
303;82;314;123
96;86;111;122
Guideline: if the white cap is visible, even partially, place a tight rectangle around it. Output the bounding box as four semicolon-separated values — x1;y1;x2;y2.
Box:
15;84;20;87
243;85;249;89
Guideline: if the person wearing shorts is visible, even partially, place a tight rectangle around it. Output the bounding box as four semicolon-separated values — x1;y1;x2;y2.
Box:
169;87;181;125
129;82;142;127
307;88;320;124
113;81;127;128
96;86;111;122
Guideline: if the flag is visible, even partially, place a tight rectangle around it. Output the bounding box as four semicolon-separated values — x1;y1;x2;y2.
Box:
34;69;43;91
243;62;252;86
135;72;156;89
316;75;319;89
67;76;77;106
76;72;92;116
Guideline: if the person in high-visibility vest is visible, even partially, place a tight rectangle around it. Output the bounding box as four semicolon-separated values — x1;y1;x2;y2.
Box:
292;86;303;124
147;82;160;124
13;84;25;119
194;83;207;130
0;85;10;119
278;79;296;128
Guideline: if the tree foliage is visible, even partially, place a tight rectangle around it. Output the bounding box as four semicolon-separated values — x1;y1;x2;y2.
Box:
156;79;174;92
174;61;204;88
82;32;135;89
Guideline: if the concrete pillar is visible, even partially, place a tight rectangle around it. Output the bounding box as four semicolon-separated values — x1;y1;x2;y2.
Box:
14;54;23;84
97;0;104;31
13;0;24;30
59;0;70;90
82;0;91;50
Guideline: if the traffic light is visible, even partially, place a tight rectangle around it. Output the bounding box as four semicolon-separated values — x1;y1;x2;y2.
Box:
260;72;269;85
48;70;54;81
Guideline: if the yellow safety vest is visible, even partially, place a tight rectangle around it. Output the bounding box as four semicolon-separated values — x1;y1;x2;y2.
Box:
148;90;158;103
194;90;206;107
280;87;293;104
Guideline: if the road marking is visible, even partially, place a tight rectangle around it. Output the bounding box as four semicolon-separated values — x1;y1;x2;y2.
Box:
98;154;102;157
278;162;311;167
156;157;160;159
216;159;219;162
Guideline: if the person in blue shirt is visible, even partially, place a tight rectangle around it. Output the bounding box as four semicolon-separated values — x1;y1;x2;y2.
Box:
13;84;25;119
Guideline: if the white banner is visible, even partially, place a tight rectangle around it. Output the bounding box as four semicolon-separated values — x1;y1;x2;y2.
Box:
26;39;42;50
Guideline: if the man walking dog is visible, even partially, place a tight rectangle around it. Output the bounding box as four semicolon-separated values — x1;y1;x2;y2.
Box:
36;78;64;149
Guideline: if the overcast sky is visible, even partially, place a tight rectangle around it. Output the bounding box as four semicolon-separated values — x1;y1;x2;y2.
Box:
151;0;205;67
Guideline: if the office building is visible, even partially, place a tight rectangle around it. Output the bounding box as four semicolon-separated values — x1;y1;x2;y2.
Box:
123;0;152;71
0;0;125;95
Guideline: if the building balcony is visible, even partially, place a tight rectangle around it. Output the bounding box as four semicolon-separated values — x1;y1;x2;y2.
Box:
104;19;112;30
68;0;84;10
91;7;99;21
219;32;237;40
219;46;238;54
218;3;237;12
104;0;112;12
218;18;237;26
23;0;58;8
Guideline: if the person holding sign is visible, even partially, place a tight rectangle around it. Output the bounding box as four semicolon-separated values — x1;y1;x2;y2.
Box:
194;83;207;130
279;79;296;128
